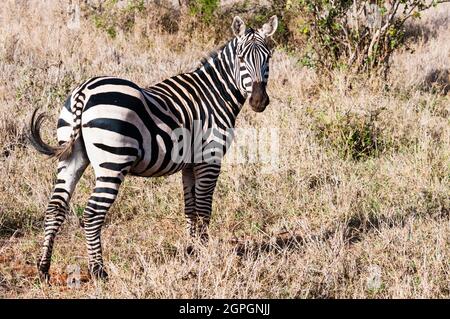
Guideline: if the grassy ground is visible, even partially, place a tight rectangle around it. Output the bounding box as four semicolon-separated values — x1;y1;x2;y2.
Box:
0;1;449;298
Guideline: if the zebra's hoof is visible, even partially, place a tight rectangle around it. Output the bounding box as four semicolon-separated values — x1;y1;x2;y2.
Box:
90;265;108;281
38;270;50;285
37;262;51;285
185;245;199;257
186;245;195;256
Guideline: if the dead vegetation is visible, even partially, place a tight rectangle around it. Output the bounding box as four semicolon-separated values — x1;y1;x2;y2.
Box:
0;1;449;298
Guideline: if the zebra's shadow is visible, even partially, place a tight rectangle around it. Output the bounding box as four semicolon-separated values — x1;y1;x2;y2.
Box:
229;207;450;258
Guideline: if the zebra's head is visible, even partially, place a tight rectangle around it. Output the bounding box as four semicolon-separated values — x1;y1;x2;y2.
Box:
232;15;278;113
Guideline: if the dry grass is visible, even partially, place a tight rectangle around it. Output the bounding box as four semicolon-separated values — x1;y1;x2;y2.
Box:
0;1;449;298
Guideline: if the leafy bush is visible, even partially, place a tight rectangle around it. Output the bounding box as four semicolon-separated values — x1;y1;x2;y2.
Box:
188;0;220;24
314;109;389;161
293;0;450;78
86;0;146;38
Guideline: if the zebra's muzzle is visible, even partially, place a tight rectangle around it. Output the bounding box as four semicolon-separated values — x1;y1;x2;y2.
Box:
249;82;269;112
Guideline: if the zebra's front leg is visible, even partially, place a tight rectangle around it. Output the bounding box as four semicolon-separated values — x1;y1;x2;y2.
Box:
182;165;197;238
192;163;220;243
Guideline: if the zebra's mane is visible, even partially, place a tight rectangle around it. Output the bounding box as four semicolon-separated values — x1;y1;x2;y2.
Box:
198;42;228;67
197;28;255;68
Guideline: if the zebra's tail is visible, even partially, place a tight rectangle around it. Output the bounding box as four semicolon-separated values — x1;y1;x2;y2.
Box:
28;108;76;161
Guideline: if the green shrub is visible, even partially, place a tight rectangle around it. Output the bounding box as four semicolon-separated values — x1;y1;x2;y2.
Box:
189;0;220;24
314;110;388;161
294;0;449;78
87;0;146;39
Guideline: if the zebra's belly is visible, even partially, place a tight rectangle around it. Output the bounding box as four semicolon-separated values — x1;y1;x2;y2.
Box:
129;160;186;178
129;146;187;177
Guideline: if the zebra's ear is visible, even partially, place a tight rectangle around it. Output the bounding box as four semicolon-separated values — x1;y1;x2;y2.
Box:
261;15;278;38
232;16;246;37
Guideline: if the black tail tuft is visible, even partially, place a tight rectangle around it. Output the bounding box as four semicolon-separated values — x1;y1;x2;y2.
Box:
27;108;58;157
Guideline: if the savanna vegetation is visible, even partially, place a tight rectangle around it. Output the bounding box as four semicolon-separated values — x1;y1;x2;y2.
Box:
0;0;449;298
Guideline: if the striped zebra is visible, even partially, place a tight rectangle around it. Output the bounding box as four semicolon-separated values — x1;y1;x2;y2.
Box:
28;16;278;281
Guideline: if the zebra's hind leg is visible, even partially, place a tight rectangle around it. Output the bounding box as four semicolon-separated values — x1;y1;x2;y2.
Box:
38;141;89;283
83;167;130;280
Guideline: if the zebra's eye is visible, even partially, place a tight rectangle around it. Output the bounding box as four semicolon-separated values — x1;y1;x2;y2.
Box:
238;55;245;62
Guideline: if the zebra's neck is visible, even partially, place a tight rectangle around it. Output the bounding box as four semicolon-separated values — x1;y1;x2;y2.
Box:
194;38;247;123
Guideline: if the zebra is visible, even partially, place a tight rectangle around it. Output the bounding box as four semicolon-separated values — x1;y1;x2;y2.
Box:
28;15;278;281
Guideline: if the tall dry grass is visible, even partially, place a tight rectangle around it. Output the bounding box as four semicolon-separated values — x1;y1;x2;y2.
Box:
0;1;449;298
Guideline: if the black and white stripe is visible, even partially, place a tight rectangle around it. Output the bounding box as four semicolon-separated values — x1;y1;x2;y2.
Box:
28;16;278;281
